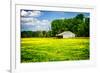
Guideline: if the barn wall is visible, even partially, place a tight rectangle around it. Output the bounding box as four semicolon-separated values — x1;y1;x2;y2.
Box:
63;34;75;38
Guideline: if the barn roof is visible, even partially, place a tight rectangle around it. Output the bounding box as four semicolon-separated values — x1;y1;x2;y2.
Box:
56;31;75;36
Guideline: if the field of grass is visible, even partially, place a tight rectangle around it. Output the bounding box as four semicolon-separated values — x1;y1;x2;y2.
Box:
21;38;90;63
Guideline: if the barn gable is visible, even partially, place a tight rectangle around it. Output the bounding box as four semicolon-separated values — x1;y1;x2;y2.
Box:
56;31;75;38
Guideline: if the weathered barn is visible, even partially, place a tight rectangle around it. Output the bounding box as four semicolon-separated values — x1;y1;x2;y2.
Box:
56;31;75;38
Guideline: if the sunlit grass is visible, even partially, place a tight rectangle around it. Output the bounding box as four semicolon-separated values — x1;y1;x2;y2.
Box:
21;38;90;63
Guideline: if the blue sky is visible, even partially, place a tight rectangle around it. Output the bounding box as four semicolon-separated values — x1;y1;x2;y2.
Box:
21;9;90;31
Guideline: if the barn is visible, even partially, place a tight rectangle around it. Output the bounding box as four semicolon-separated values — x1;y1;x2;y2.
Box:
56;31;75;38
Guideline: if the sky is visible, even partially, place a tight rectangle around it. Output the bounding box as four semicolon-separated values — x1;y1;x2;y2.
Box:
21;9;90;31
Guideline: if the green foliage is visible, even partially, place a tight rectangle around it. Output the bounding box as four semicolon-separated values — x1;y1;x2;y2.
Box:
51;14;90;37
21;31;52;38
51;19;68;36
21;38;90;62
75;14;85;20
21;31;33;37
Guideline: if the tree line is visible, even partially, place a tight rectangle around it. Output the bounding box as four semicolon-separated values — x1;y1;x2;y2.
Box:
21;31;52;38
21;14;90;38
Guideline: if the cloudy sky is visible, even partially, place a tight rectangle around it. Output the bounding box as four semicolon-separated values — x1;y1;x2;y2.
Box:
21;9;90;31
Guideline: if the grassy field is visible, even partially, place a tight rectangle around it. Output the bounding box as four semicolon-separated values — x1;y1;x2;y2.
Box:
21;38;90;63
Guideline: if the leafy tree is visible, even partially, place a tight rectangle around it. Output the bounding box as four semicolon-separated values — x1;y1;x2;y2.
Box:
51;13;89;37
75;14;84;21
51;19;68;36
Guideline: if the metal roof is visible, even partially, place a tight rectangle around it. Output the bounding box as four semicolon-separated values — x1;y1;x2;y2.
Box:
56;31;75;36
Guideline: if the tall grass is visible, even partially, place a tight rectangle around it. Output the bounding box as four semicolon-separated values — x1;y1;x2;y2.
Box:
21;38;89;63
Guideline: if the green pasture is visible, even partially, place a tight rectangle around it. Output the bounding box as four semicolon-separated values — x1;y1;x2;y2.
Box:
21;38;90;63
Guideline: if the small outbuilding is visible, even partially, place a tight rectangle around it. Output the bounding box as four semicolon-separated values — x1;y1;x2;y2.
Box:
56;31;75;38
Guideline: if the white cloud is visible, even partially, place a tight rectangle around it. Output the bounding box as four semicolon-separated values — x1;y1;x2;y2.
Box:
20;10;51;31
21;17;51;31
36;19;50;26
21;17;50;26
21;17;39;25
21;10;41;17
28;11;41;17
21;10;28;16
35;19;51;31
21;17;33;23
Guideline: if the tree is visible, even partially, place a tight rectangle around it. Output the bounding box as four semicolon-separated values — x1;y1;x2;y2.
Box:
84;17;90;37
75;14;84;21
51;13;89;37
51;19;68;36
21;31;33;38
